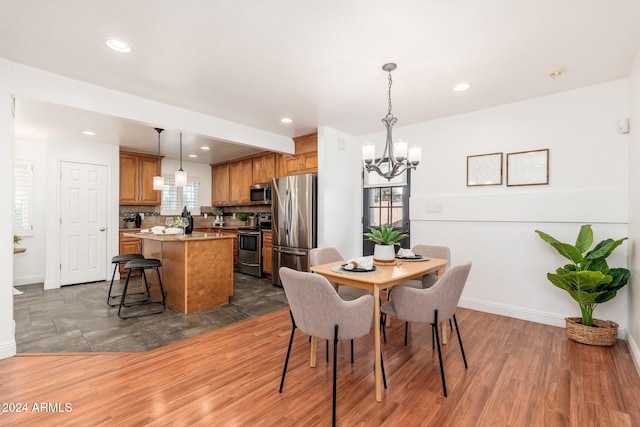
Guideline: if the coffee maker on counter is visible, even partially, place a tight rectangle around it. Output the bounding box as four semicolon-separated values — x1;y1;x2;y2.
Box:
181;206;194;235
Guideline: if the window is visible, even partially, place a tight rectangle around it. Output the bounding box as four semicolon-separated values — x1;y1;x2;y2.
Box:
14;160;34;236
161;176;200;215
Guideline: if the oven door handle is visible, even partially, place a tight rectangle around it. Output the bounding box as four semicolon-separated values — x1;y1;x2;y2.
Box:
274;247;307;256
239;231;261;236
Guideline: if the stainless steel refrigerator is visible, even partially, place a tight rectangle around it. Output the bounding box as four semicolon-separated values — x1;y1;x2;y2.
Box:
271;173;317;286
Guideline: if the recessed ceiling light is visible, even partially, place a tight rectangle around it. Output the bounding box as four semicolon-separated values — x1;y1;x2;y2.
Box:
281;117;293;124
105;39;131;53
188;154;198;158
452;82;471;92
82;131;96;136
200;146;210;151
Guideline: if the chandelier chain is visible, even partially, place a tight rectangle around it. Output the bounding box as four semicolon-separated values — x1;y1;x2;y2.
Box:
387;71;393;118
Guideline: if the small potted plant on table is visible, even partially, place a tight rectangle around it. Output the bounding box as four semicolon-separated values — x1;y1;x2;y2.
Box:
535;224;629;346
364;224;408;262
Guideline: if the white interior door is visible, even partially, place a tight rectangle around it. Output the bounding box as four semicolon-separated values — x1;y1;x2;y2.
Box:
60;161;107;285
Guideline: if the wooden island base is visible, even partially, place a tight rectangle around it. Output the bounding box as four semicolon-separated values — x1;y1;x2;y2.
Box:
128;232;234;313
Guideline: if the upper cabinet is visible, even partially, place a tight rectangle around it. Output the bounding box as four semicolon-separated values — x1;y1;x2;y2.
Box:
212;163;230;206
229;158;253;205
252;153;276;184
119;151;162;206
277;132;318;177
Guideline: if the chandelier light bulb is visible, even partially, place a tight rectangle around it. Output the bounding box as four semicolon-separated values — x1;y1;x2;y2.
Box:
394;139;408;161
362;143;376;164
175;169;187;187
408;145;422;165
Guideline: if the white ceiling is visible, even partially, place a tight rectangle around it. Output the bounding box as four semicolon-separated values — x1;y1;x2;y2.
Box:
2;0;640;164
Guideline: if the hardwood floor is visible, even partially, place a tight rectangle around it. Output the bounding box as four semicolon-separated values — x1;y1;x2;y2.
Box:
1;308;639;426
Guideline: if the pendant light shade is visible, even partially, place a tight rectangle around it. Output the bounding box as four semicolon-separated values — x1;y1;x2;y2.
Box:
153;127;164;190
175;132;187;187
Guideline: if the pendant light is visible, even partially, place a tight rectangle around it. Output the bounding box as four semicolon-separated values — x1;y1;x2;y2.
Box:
175;132;187;187
362;63;422;180
152;128;165;190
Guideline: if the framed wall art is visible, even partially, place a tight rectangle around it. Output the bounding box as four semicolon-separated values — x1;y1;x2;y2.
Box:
466;152;503;186
506;149;549;186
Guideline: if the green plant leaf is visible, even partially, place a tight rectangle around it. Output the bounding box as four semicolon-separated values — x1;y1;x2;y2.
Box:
574;224;593;254
549;242;584;264
586;237;627;260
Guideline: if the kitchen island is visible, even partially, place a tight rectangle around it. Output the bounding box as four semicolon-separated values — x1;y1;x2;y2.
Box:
125;232;234;313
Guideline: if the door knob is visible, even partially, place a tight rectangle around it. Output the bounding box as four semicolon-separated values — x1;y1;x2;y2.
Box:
100;227;106;231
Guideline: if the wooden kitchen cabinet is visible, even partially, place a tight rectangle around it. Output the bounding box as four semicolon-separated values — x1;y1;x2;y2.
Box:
229;159;252;205
211;163;230;206
194;227;239;269
252;153;276;184
262;230;272;278
118;231;141;275
119;151;162;205
277;132;318;177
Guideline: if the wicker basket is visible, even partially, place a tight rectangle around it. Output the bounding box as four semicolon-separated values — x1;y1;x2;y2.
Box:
565;317;619;346
373;259;397;266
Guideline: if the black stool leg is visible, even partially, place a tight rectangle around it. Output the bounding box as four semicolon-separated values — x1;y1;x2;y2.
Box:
453;314;468;369
155;266;166;308
107;263;119;306
117;269;133;319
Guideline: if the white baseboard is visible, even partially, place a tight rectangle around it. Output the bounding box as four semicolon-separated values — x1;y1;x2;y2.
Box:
13;275;45;287
627;329;640;377
459;297;627;339
0;336;16;360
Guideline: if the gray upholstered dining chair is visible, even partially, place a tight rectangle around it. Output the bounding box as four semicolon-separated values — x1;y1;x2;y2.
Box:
400;245;451;289
309;247;372;301
381;261;471;397
278;267;383;427
384;244;451;345
310;247;374;363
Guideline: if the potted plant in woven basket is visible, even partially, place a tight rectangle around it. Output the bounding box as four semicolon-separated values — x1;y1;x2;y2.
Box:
535;224;629;346
364;225;408;263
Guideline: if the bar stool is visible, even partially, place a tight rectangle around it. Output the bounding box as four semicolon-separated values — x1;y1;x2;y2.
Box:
107;254;145;307
118;258;167;319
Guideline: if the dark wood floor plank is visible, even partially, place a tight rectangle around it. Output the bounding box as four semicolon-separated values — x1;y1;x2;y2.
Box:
0;308;639;426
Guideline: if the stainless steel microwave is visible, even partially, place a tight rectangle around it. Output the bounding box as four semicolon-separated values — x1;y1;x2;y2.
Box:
249;183;272;205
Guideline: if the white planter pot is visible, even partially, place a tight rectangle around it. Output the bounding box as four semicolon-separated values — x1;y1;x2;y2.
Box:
373;244;396;261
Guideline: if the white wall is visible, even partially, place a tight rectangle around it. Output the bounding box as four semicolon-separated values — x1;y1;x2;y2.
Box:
13;140;47;286
1;59;16;358
357;80;630;331
317;126;362;257
627;50;640;372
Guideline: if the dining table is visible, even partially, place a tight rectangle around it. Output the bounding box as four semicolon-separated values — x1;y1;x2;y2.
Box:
310;256;449;402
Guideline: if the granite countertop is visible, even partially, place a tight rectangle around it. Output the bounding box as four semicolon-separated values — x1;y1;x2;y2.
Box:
123;231;235;242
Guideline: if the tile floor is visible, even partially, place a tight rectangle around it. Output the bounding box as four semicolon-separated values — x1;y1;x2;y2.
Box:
13;273;288;353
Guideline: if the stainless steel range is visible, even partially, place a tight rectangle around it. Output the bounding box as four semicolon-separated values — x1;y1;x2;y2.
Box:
237;213;272;277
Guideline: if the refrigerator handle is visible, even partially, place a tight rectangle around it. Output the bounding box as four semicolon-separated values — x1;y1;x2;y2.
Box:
273;247;307;256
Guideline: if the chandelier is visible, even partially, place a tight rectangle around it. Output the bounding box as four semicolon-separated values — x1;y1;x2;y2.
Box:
362;63;422;180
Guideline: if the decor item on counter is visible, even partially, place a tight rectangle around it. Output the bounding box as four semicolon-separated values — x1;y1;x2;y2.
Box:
135;213;142;228
507;148;549;186
175;132;187;187
236;212;251;224
362;63;422;181
124;218;136;228
364;224;408;262
467;152;503;186
535;224;629;346
153;127;165;190
13;234;21;246
181;206;193;234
